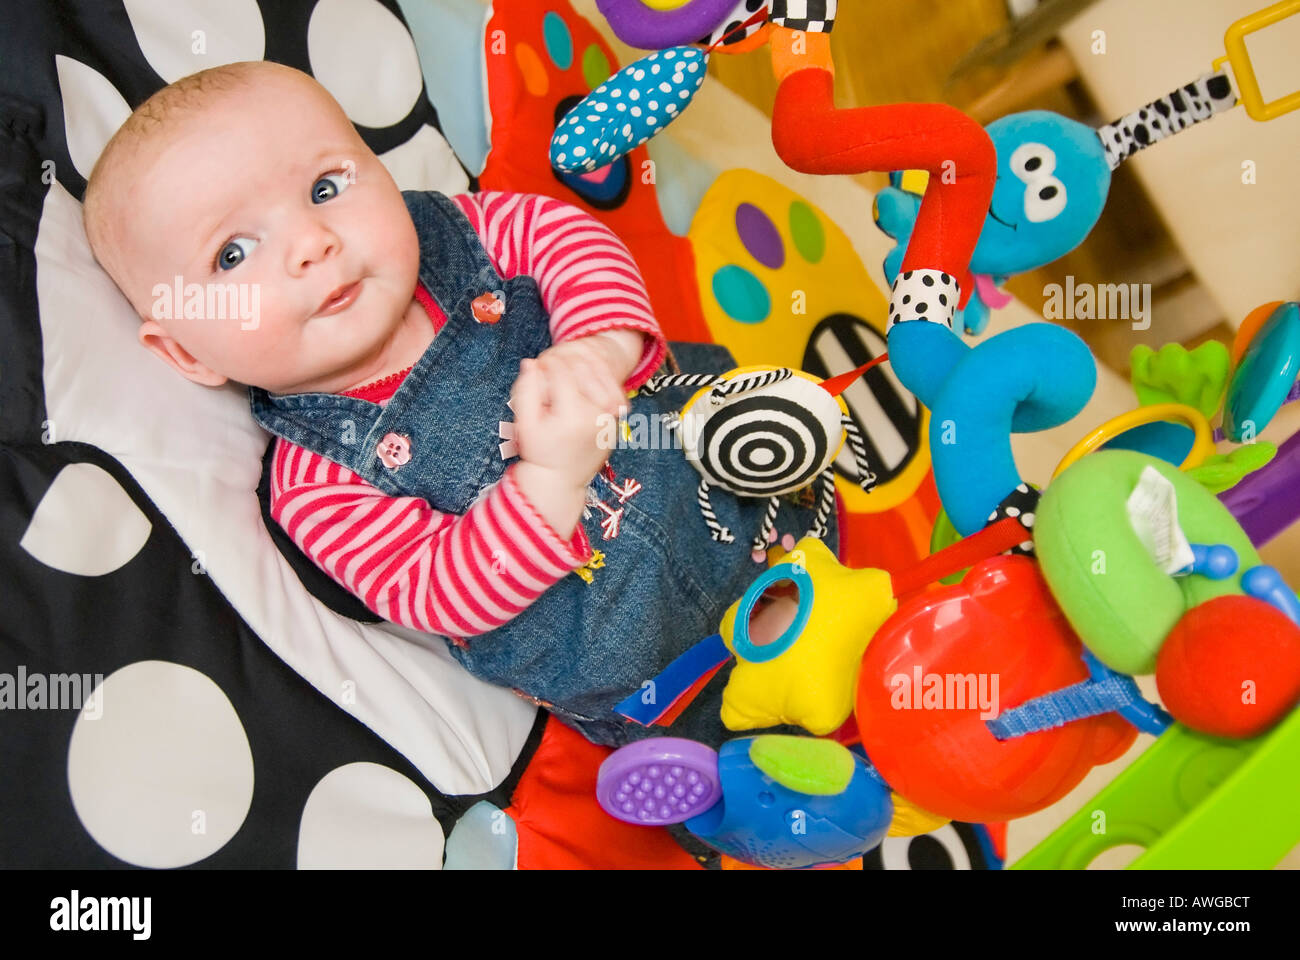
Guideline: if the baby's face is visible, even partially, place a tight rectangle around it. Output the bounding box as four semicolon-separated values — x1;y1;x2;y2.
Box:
116;69;419;394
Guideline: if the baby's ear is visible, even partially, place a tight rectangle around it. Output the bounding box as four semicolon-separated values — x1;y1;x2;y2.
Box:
137;319;228;387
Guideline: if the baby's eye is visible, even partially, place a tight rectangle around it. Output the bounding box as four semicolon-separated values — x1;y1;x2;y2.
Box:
216;236;259;271
311;171;351;204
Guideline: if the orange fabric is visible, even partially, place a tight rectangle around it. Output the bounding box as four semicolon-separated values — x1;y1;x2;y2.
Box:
769;27;834;82
770;69;996;306
479;0;711;343
506;716;702;869
711;22;775;55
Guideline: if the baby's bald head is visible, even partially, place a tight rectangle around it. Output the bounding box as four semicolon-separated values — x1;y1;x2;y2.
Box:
83;61;353;308
79;59;420;395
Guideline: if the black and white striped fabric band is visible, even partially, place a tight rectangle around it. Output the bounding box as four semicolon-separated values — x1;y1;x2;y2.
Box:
708;368;794;404
637;372;722;396
1097;70;1237;171
771;0;837;32
887;268;958;332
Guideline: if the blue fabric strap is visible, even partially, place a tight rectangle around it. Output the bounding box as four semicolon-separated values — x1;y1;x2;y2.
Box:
987;651;1173;740
615;633;732;727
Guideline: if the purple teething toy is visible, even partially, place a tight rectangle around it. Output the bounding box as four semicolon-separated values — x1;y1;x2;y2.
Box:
596;0;738;49
596;738;722;825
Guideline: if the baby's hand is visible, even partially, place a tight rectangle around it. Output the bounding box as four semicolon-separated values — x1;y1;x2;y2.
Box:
509;346;626;491
535;330;644;388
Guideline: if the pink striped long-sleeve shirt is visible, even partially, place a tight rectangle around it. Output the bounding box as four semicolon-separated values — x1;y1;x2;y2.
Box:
269;191;667;640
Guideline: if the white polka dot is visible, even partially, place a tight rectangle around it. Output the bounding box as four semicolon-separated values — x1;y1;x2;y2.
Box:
634;70;645;81
616;102;626;111
664;50;676;60
610;88;621;98
443;802;517;870
595;102;607;112
298;763;445;869
377;123;469;193
67;661;253;868
1005;506;1020;517
556;153;566;163
575;126;585;134
1022;513;1036;527
679;90;690;99
1019;540;1034;552
307;0;423;128
631;106;641;117
122;0;265;83
652;64;661;74
659;82;671;93
573;146;586;156
54;56;131;181
20;463;150;576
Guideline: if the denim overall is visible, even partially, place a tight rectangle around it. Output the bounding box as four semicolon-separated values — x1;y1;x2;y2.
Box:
250;191;837;748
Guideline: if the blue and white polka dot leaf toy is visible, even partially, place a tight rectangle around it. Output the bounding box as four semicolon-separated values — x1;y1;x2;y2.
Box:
551;46;707;174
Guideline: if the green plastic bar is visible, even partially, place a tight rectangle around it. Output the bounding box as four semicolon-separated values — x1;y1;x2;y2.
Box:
1012;706;1300;869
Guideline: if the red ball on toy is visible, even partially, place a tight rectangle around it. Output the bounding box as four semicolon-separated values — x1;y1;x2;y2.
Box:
856;556;1136;823
1155;595;1300;738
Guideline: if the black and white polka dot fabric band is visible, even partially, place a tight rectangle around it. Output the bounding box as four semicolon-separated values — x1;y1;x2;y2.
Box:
1097;71;1237;171
701;0;771;46
887;269;958;332
987;482;1041;556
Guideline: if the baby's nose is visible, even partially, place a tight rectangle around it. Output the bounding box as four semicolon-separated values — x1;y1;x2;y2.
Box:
289;222;342;273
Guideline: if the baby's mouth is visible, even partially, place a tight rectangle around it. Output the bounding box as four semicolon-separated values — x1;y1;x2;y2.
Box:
315;279;363;317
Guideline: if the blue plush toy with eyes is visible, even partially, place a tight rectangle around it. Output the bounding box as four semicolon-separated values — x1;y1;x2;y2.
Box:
875;113;1109;336
877;70;1239;335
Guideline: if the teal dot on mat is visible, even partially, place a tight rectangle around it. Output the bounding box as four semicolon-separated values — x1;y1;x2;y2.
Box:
789;201;825;264
542;12;573;71
712;265;771;324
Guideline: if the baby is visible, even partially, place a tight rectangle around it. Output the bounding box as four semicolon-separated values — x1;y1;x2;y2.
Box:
83;60;836;750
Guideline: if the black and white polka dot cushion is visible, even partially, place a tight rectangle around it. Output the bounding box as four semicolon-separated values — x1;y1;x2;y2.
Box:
0;0;544;869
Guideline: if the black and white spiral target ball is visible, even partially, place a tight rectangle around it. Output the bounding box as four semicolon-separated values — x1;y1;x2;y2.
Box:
681;371;847;497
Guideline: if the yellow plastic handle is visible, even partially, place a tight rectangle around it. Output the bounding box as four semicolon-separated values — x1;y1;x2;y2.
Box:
1052;403;1216;480
1214;0;1300;121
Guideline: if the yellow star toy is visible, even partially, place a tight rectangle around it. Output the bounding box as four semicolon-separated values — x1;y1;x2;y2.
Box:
718;537;897;736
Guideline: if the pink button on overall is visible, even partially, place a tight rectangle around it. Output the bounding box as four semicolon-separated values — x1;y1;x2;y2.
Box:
377;433;412;469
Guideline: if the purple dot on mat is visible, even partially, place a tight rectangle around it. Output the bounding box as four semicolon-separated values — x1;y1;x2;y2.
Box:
687;771;699;784
616;792;627;803
622;802;634;813
660;806;672;819
648;765;661;778
628;772;641;785
654;785;666;799
670;766;683;777
673;784;687;798
692;783;706;796
736;203;785;270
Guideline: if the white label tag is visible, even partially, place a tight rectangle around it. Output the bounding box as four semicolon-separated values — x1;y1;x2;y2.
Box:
1126;466;1195;574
